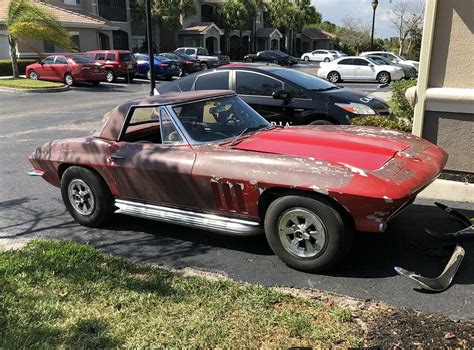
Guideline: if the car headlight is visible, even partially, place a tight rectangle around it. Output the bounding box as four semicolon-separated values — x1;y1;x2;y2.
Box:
335;103;376;115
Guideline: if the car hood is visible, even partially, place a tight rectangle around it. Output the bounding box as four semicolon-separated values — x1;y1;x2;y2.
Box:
322;88;389;112
231;126;411;170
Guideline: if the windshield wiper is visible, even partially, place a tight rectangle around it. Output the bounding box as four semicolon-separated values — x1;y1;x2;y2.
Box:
229;124;277;146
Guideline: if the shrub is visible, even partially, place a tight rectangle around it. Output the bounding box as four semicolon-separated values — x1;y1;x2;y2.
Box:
389;79;417;120
0;59;38;76
351;115;412;133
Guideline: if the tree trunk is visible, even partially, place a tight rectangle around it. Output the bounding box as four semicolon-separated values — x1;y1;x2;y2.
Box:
8;35;19;78
239;29;242;59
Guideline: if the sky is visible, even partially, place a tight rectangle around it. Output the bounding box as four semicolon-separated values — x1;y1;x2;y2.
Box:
312;0;426;39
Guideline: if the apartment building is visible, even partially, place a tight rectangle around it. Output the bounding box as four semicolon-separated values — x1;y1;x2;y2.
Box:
0;0;132;59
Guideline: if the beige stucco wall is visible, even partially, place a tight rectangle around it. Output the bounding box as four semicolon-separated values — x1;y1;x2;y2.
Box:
428;1;474;88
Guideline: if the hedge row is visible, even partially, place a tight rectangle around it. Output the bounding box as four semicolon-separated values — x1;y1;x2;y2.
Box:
351;115;412;132
388;79;417;121
0;59;37;76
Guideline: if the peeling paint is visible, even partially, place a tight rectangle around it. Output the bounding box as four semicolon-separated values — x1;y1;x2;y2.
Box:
309;185;329;195
338;163;368;177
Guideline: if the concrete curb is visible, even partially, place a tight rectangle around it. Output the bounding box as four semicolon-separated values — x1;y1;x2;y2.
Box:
418;179;474;203
0;85;70;93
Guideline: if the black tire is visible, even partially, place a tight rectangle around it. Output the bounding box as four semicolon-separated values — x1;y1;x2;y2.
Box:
64;73;74;86
200;63;209;70
327;71;340;83
309;119;333;125
61;166;114;228
244;57;253;63
272;59;279;65
376;71;391;84
105;69;115;83
28;70;38;80
264;195;353;272
304;56;309;62
324;57;330;62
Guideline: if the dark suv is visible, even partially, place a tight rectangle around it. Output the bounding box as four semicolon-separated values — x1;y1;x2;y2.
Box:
84;50;138;83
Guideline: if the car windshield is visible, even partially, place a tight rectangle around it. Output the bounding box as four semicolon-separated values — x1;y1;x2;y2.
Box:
69;55;94;64
119;53;133;62
370;56;392;65
172;96;270;143
366;57;383;65
270;69;338;91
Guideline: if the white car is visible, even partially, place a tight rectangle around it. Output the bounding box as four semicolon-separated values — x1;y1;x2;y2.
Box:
301;49;337;62
360;51;419;71
329;50;347;58
317;56;405;83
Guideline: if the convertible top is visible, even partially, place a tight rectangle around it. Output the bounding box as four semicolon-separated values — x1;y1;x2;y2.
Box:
100;90;235;141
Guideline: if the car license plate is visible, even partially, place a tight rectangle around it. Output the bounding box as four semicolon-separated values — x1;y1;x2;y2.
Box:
127;63;132;68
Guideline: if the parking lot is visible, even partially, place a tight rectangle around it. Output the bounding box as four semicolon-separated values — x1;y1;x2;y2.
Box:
1;74;473;321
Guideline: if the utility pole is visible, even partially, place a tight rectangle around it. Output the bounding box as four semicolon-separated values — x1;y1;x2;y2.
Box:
145;0;156;96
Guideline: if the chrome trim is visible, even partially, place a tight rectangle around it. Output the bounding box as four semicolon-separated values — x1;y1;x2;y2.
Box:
114;199;263;236
27;169;45;176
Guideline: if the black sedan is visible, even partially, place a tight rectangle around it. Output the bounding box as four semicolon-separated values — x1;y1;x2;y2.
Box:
155;64;390;125
158;52;202;76
243;50;298;66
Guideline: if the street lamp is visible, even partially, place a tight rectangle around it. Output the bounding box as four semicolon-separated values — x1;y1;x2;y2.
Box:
145;0;155;96
370;0;378;50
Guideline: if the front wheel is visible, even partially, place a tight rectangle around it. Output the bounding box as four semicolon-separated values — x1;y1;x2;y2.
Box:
327;71;340;83
244;57;253;63
64;73;74;86
324;57;330;62
304;56;309;62
61;166;114;227
28;70;38;80
105;69;115;83
200;63;209;70
376;71;391;84
264;195;353;272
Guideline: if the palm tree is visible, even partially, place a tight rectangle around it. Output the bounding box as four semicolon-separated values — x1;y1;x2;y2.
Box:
6;0;74;78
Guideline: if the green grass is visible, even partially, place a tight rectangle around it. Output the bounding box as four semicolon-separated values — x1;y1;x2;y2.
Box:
0;240;361;348
0;78;64;89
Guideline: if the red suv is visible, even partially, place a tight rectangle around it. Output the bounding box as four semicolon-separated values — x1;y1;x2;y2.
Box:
84;50;138;83
26;55;106;86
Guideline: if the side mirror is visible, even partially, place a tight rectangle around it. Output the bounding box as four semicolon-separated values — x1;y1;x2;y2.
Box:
273;89;293;104
368;63;374;67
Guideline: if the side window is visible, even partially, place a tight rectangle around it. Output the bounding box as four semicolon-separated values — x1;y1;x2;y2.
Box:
285;83;309;99
55;56;68;64
338;59;353;65
353;58;369;66
95;53;105;60
175;49;184;54
236;72;283;96
194;71;229;90
106;53;115;61
42;56;55;64
386;54;397;62
123;106;162;143
161;109;183;144
84;53;94;60
185;49;195;55
197;48;207;55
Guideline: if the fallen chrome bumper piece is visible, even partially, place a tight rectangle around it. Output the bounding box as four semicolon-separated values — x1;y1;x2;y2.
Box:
395;202;473;292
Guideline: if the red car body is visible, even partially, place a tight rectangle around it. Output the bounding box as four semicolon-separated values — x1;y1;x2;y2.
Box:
84;50;138;82
28;91;447;271
26;55;106;85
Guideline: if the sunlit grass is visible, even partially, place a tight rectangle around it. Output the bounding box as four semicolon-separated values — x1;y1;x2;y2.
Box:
0;78;64;89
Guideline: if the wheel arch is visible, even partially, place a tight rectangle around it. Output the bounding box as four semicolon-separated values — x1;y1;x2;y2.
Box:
58;163;113;194
257;187;355;229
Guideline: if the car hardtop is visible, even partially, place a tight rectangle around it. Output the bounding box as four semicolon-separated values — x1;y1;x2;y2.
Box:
100;90;236;141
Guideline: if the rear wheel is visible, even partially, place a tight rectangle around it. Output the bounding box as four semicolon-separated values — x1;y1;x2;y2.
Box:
105;69;115;83
376;71;391;84
28;70;38;80
327;71;340;83
264;195;353;272
304;56;310;62
244;57;253;63
64;73;74;86
200;63;209;70
324;57;330;62
61;166;114;228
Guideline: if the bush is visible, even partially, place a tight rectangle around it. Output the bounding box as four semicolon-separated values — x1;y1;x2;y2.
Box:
351;115;412;132
389;79;417;120
0;59;38;76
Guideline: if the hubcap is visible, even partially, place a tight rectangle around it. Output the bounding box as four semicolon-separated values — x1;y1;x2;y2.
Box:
68;179;95;215
29;71;38;80
65;75;73;85
379;73;389;83
278;208;327;258
328;73;338;82
106;71;114;82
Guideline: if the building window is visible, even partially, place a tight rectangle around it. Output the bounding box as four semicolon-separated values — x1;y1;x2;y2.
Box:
98;0;127;22
43;40;55;53
70;32;80;51
201;4;214;22
131;36;145;53
99;32;110;50
113;30;129;50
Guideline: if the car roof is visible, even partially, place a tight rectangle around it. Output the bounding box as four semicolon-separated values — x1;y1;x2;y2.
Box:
100;90;235;141
85;50;130;53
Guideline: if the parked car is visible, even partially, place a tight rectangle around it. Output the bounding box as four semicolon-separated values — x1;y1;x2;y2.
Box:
28;90;447;272
84;50;138;83
362;54;417;79
174;47;227;70
155;64;390;125
329;50;347;58
244;50;298;66
134;53;180;80
301;49;337;62
26;55;105;86
317;56;405;84
158;52;201;76
360;51;419;71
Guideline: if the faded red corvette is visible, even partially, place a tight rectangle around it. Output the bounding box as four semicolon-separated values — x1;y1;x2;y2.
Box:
28;90;447;272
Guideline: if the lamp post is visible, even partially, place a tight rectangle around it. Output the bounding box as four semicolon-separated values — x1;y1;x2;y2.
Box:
370;0;378;50
145;0;156;96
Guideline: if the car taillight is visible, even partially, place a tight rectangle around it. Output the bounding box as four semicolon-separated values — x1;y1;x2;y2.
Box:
159;63;169;67
183;60;193;65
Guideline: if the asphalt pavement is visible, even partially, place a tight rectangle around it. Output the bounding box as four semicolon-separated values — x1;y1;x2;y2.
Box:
1;79;473;321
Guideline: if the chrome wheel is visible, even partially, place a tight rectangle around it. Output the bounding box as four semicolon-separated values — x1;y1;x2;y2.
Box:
64;74;74;86
146;70;151;80
106;70;114;82
327;71;340;83
377;71;390;84
68;179;95;216
29;70;38;80
278;208;327;258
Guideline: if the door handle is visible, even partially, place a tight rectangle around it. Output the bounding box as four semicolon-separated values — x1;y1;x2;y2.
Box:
110;155;125;161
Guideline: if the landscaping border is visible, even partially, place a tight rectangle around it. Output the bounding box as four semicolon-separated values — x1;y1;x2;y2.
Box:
0;85;70;93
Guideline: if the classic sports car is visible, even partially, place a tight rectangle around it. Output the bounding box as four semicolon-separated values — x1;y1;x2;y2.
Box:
28;91;447;272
